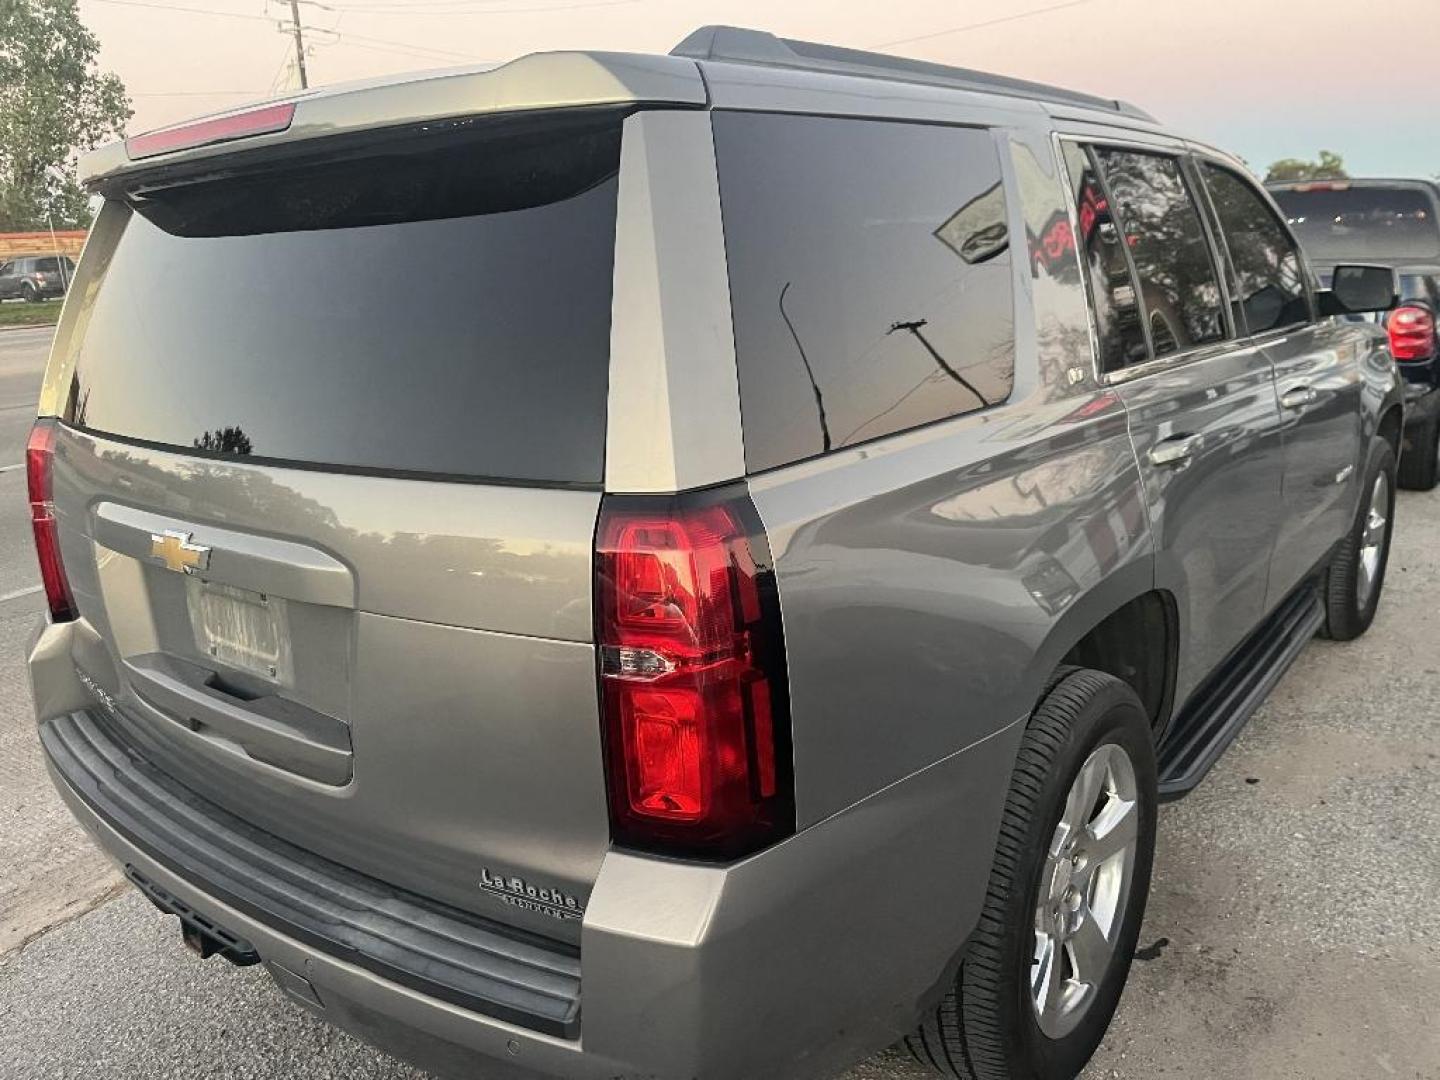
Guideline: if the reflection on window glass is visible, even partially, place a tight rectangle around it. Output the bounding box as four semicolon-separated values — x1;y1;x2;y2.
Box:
1095;148;1226;359
62;115;623;484
1270;186;1440;263
1202;164;1310;334
715;112;1015;473
1062;143;1147;372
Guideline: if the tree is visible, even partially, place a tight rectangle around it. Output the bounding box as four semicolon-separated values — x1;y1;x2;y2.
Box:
1263;150;1349;185
0;0;131;230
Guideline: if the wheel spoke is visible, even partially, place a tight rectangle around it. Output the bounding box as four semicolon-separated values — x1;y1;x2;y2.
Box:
1067;904;1113;984
1081;795;1138;867
1062;752;1108;835
1032;934;1063;1021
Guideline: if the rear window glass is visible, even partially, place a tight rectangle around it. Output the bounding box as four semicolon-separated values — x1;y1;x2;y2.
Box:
1271;185;1440;264
714;112;1015;473
61;113;623;485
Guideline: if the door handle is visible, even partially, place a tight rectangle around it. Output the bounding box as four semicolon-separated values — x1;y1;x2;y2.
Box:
1148;435;1198;468
1280;385;1317;409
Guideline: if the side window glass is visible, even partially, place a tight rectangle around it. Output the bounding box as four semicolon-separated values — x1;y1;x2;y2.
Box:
1201;163;1310;334
0;262;11;276
1061;142;1148;372
715;113;1016;473
1093;148;1227;358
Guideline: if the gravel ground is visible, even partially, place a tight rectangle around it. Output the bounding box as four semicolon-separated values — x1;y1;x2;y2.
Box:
1;330;1437;1079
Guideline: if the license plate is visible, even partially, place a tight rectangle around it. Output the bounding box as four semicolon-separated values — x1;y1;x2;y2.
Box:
186;579;292;684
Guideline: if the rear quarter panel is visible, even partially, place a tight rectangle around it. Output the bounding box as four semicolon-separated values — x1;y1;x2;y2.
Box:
749;123;1155;826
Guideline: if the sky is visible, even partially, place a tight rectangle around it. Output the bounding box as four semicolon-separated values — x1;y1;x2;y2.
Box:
77;0;1440;180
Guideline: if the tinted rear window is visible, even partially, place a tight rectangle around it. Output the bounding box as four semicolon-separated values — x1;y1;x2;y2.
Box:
62;113;623;485
715;112;1015;473
1271;185;1440;264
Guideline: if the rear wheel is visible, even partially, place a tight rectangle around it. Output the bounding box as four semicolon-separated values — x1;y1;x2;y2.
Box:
21;283;39;304
907;669;1156;1080
1322;438;1396;641
1398;412;1439;491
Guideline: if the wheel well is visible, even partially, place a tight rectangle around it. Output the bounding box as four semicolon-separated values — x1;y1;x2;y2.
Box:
1378;405;1402;455
1060;591;1176;733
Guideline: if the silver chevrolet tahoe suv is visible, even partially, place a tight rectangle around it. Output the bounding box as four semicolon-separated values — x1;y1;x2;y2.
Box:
27;26;1404;1080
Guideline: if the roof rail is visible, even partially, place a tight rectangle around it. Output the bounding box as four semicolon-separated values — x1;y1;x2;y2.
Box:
671;25;1156;123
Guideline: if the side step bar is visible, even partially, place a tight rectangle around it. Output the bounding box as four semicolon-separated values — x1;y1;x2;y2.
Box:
1157;584;1323;800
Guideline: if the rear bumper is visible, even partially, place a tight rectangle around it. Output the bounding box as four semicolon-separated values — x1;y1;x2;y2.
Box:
32;619;1022;1080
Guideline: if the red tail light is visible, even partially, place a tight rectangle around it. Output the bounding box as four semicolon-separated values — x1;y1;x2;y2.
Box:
1387;305;1436;362
127;102;296;160
27;422;77;623
595;491;792;858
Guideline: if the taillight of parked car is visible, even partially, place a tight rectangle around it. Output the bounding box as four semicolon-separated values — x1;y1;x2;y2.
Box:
27;422;77;623
1387;305;1437;362
594;490;793;859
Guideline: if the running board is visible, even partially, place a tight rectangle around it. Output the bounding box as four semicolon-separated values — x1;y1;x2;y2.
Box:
1157;585;1323;800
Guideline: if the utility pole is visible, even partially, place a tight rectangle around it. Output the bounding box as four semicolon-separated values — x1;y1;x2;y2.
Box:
286;0;309;89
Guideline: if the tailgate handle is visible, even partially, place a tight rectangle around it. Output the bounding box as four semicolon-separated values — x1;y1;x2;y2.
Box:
122;653;352;786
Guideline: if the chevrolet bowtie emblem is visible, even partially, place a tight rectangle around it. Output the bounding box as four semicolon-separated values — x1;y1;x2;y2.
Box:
149;530;210;575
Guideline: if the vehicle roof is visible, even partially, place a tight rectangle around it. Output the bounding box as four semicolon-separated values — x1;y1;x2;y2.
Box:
80;26;1171;190
1267;178;1440;192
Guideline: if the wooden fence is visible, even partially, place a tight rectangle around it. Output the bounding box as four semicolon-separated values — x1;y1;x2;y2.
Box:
0;231;87;260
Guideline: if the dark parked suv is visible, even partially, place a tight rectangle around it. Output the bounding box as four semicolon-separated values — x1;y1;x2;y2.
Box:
28;27;1402;1080
0;254;73;302
1269;179;1440;488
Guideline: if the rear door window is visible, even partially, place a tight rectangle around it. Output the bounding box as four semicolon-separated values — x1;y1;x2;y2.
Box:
714;112;1016;473
1062;142;1148;371
1270;185;1440;264
1092;147;1228;360
1200;163;1311;334
60;112;624;485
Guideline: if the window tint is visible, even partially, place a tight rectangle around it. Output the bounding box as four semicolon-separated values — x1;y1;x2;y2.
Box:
61;113;623;485
1270;185;1440;263
714;112;1015;472
35;257;60;272
1094;148;1226;359
1202;164;1310;334
1062;143;1148;371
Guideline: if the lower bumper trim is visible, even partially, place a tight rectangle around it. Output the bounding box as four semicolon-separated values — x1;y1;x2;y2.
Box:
41;710;582;1038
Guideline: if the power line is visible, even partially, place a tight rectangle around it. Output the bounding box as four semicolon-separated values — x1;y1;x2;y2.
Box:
88;0;272;21
872;0;1099;49
131;89;264;96
326;0;636;12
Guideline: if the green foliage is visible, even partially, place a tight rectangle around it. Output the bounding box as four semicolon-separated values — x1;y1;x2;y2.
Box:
0;0;131;230
1263;150;1349;185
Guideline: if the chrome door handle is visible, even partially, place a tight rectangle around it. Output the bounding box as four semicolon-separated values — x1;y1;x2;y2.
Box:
1148;435;1198;468
1280;385;1317;409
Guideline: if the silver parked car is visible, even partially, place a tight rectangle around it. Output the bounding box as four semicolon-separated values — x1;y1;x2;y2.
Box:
27;26;1403;1080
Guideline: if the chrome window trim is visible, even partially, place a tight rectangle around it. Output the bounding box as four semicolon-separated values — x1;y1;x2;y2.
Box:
1050;131;1105;388
1055;132;1247;387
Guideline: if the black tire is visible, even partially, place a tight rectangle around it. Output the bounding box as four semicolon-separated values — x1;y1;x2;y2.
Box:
1322;438;1396;641
1398;413;1439;491
906;669;1157;1080
21;283;39;304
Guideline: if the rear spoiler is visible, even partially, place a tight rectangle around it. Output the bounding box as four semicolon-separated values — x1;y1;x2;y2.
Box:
80;50;705;191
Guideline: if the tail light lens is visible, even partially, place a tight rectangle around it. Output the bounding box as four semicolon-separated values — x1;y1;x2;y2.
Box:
595;491;792;859
27;422;77;623
1387;305;1437;362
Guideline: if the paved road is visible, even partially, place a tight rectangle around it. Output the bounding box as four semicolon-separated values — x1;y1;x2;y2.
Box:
1;326;1436;1079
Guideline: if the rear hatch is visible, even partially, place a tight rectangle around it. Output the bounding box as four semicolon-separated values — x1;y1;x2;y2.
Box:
42;109;628;944
1269;181;1440;270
